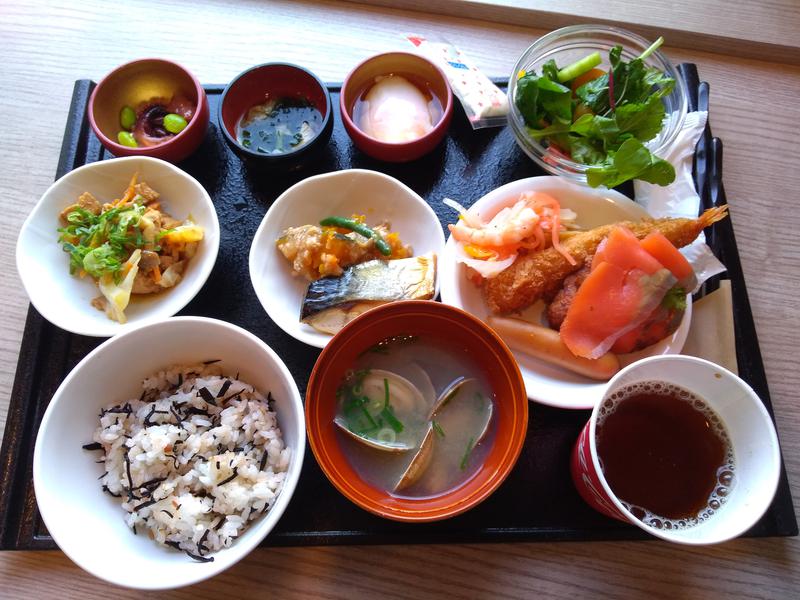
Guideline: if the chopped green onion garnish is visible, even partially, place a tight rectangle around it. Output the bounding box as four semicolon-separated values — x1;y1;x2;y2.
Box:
460;437;475;470
432;420;445;438
380;406;404;433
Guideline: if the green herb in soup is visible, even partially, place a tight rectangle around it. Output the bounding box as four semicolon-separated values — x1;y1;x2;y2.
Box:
335;368;425;451
236;97;322;154
514;36;676;188
334;335;495;497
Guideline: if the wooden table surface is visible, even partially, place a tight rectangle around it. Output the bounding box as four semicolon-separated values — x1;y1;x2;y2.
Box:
1;1;799;597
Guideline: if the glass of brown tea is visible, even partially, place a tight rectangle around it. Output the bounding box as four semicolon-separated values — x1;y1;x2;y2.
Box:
571;354;781;544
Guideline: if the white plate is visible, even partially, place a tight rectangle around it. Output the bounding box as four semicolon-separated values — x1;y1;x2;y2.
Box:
249;169;445;348
16;156;220;337
439;176;691;410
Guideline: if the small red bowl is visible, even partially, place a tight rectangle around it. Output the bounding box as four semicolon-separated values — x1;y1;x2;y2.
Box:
88;58;209;163
218;63;333;168
305;300;528;522
340;52;453;163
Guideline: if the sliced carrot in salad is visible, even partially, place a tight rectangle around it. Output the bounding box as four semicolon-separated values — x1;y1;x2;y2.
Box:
570;68;606;93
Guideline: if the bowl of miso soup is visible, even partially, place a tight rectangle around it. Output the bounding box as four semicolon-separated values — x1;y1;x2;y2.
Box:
219;63;334;168
306;300;528;522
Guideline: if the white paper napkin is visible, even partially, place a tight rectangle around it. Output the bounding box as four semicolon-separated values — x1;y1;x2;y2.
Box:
634;113;734;370
634;111;726;293
635;110;708;219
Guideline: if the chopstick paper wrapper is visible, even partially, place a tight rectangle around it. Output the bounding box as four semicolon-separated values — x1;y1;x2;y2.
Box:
635;110;736;372
406;34;508;129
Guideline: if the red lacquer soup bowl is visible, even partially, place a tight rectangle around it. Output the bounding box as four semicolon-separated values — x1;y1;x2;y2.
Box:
305;300;528;522
88;58;209;163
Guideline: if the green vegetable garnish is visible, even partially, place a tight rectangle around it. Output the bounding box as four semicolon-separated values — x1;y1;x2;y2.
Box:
459;437;475;470
319;216;392;256
380;405;404;434
378;377;404;433
662;286;687;311
556;51;601;83
338;370;403;435
119;106;136;130
514;37;676;188
432;420;445;438
117;131;138;148
163;113;188;134
57;203;148;280
360;407;378;431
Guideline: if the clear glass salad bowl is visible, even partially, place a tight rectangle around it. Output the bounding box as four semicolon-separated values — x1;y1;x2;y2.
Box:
507;25;688;186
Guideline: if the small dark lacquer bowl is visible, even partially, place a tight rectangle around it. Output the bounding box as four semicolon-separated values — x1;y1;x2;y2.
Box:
305;300;529;522
88;58;210;163
340;52;454;162
218;63;334;169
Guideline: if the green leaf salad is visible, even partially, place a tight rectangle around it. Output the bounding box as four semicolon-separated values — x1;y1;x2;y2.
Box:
514;37;677;188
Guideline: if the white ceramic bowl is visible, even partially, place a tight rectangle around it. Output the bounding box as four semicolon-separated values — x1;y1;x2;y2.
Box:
17;156;220;337
33;317;305;590
249;169;446;348
439;176;691;409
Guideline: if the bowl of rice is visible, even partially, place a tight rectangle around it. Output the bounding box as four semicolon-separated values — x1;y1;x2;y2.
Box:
32;317;305;589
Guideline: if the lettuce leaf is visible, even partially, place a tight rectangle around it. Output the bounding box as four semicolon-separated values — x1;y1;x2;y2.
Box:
586;138;675;188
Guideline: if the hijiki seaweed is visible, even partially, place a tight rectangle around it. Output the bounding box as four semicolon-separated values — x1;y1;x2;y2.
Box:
84;363;289;562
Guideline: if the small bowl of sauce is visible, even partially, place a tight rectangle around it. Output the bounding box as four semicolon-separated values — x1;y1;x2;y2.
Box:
340;52;453;162
219;63;333;168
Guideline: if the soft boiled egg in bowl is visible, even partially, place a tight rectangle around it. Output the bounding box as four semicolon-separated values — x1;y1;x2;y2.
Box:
340;52;453;162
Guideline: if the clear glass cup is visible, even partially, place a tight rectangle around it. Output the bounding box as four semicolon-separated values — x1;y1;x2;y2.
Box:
507;25;688;186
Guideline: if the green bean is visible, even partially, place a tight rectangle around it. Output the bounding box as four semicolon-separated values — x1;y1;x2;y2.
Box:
319;216;391;256
117;131;138;148
163;113;188;134
119;105;136;130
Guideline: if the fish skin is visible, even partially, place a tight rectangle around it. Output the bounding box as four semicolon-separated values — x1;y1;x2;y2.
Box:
484;207;727;314
301;301;386;335
300;253;436;325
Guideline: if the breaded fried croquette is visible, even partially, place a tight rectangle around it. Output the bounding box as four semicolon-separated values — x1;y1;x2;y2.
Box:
485;206;728;314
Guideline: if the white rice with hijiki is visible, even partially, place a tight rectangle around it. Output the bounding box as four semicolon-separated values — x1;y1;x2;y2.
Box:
85;362;290;562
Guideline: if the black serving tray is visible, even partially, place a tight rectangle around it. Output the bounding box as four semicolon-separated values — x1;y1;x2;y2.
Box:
0;66;796;550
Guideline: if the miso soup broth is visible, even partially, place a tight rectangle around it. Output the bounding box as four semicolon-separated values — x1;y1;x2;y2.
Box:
335;335;495;498
236;96;322;154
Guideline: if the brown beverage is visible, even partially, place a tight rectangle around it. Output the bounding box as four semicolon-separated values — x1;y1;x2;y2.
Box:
596;381;735;529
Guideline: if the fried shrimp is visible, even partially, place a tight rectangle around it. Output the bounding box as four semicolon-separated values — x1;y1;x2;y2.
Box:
485;206;728;314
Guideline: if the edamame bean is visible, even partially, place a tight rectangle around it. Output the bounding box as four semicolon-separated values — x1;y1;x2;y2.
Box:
119;105;136;130
163;113;188;134
117;131;138;147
